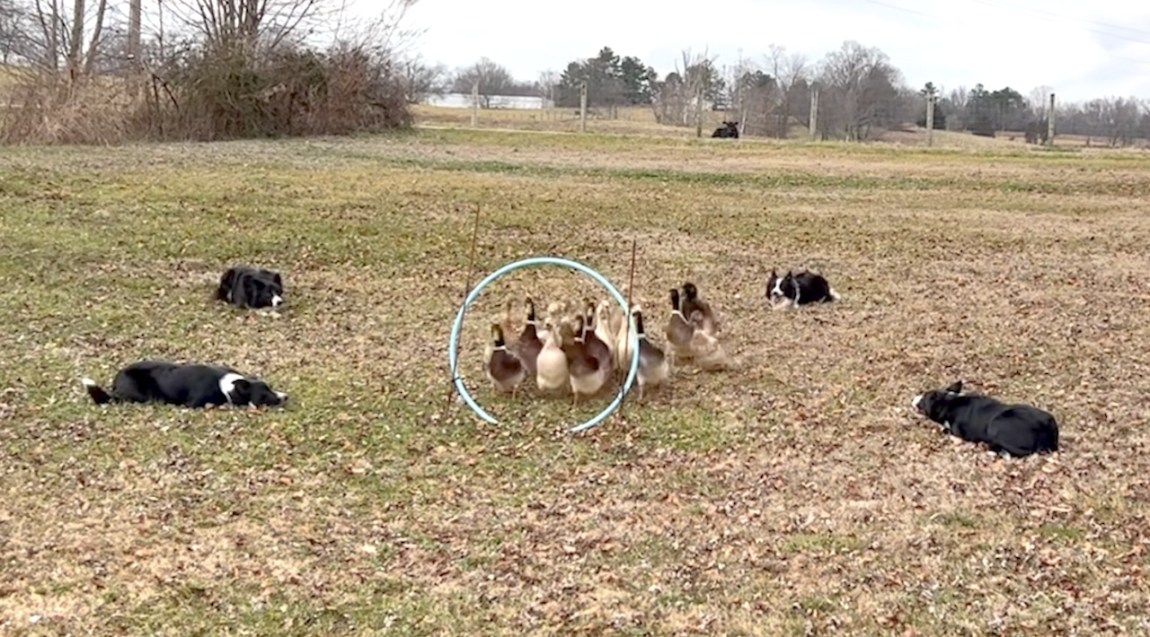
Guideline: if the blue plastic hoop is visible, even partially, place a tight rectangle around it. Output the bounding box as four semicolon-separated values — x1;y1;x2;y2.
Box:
448;256;641;434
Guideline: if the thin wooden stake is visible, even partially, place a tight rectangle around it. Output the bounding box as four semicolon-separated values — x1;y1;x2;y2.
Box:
461;202;483;302
445;202;483;412
617;238;638;420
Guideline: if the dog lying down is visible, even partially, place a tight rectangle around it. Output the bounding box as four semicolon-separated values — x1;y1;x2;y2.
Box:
766;269;841;310
911;380;1059;458
82;360;288;409
215;265;284;310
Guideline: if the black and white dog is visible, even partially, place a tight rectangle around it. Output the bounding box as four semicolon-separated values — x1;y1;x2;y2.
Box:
82;360;288;409
911;380;1059;458
766;269;841;310
215;265;284;309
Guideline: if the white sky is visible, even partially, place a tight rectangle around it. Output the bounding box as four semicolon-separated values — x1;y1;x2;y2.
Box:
348;0;1150;102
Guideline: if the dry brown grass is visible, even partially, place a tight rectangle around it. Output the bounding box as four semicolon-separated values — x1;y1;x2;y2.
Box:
1;126;1149;635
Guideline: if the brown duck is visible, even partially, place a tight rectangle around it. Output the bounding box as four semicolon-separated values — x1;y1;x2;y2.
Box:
485;324;526;398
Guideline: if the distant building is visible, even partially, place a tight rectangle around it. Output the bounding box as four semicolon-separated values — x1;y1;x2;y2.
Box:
424;92;552;110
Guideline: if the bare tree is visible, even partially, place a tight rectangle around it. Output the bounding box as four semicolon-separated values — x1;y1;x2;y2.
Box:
452;56;514;108
652;47;718;127
1029;85;1052;118
6;0;111;75
398;55;446;103
816;40;904;141
944;85;968;130
726;56;755;134
1093;96;1143;147
334;0;422;60
726;58;778;137
766;44;809;137
165;0;332;51
537;69;558;107
0;0;24;63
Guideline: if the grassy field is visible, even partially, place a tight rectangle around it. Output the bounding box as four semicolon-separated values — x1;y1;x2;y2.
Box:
2;123;1150;636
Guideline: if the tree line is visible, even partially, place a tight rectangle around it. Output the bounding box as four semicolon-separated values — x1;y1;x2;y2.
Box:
419;42;1150;146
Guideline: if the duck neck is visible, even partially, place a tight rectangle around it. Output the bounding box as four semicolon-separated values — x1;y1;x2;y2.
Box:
634;313;647;339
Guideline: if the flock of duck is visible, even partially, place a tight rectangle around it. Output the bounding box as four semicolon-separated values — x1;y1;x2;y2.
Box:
483;282;731;403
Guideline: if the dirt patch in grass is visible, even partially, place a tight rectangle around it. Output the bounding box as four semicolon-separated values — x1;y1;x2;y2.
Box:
2;128;1150;635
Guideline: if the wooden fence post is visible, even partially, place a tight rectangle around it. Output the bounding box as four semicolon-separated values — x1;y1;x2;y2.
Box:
809;87;819;140
470;81;479;127
926;95;935;147
694;84;703;138
579;82;588;132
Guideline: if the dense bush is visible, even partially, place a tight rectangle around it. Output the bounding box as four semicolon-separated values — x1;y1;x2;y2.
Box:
1;40;411;144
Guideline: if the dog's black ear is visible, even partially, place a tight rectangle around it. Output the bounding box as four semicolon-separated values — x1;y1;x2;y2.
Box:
230;378;252;402
215;268;236;300
945;380;963;394
272;272;283;290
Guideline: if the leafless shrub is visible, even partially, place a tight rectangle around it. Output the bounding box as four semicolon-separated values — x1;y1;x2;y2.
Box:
131;36;410;141
1;0;418;144
0;68;134;144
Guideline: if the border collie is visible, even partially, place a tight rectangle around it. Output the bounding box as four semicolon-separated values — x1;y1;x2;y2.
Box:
766;269;840;310
911;380;1059;458
215;265;284;309
82;360;288;409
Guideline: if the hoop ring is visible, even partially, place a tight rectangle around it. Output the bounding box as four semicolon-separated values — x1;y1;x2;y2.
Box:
447;257;641;434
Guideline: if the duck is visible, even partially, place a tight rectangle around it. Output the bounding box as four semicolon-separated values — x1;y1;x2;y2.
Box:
562;316;610;407
593;299;619;361
517;296;544;377
614;306;637;372
582;299;614;371
542;299;579;341
667;288;731;371
499;300;518;346
666;288;697;362
484;324;526;398
601;298;624;338
534;317;569;394
631;306;670;400
681;281;720;336
690;327;730;371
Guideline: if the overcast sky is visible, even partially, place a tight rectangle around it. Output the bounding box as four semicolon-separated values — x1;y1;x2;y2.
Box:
350;0;1150;103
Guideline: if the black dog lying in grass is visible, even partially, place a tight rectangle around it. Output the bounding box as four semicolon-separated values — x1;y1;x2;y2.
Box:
911;380;1059;458
215;265;284;310
82;360;288;409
